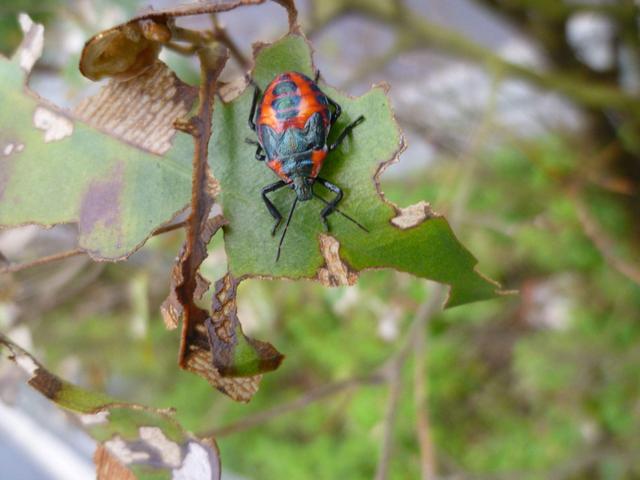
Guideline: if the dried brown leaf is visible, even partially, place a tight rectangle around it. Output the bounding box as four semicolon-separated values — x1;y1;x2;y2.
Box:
94;445;137;480
81;0;300;81
75;61;197;154
206;274;284;377
317;234;358;287
161;215;227;330
390;201;435;230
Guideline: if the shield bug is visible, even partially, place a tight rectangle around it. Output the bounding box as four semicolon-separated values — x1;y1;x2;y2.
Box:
247;71;368;261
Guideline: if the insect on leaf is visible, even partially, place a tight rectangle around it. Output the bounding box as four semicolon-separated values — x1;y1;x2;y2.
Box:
211;34;501;307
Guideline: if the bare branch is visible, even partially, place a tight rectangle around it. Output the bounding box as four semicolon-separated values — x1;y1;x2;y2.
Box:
0;248;84;274
204;373;384;437
414;322;437;480
573;192;640;286
374;361;403;480
211;15;250;69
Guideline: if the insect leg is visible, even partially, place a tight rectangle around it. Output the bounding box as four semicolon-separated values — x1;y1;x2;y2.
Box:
316;177;343;231
245;138;266;161
262;180;288;235
313;192;368;232
254;144;266;161
326;96;342;126
248;82;262;132
329;115;365;152
314;69;321;83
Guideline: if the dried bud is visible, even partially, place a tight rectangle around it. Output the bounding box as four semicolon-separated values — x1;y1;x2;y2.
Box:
79;20;170;81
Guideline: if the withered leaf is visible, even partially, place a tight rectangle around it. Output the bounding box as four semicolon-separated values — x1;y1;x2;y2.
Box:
206;273;284;377
81;0;299;81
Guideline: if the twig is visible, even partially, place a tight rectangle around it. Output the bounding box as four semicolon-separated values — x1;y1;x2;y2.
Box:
374;285;446;480
204;373;384;437
0;219;190;275
176;43;229;366
373;71;500;479
374;361;403;480
210;15;250;69
414;319;437;480
151;219;188;236
0;248;84;274
573;190;640;286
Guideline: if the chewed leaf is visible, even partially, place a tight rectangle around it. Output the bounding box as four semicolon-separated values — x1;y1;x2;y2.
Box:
0;16;194;260
0;333;221;480
207;273;284;377
210;34;500;307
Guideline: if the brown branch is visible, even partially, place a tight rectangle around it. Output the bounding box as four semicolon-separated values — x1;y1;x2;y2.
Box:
375;285;446;480
151;219;189;236
414;322;437;480
176;43;229;365
374;360;403;480
573;191;640;286
0;248;85;274
204;373;384;437
211;15;250;69
0;219;189;275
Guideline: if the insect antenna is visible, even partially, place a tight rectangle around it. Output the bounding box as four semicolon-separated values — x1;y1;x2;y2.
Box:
313;193;369;233
276;197;299;262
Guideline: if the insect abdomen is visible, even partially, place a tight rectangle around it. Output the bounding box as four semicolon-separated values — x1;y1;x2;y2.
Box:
258;72;330;133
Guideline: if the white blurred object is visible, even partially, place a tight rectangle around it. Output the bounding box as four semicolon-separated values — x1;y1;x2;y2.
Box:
0;401;95;480
566;12;616;72
377;305;402;342
523;275;576;331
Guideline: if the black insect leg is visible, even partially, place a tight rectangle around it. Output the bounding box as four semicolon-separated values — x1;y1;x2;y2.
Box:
326;96;342;126
245;138;266;161
254;144;266;161
329;115;365;152
262;180;288;235
314;69;321;83
248;82;262;131
316;177;343;231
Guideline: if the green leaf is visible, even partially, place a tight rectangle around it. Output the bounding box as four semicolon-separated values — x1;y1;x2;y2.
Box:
210;34;499;307
0;333;221;480
0;18;192;260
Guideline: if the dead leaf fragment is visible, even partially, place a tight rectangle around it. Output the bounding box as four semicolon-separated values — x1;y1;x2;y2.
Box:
317;234;358;287
206;274;284;377
94;445;137;480
161;215;227;330
390;201;435;229
80;20;169;81
75;61;197;155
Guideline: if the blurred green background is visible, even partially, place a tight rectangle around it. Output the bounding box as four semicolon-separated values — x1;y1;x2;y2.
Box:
1;1;640;479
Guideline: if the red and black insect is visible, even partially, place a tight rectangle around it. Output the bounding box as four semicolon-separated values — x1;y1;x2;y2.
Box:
247;71;368;261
